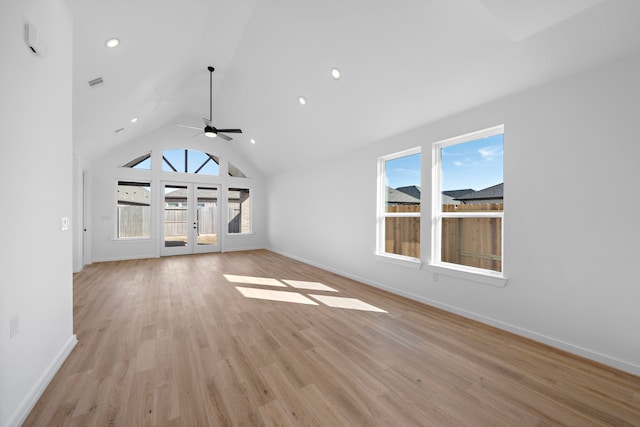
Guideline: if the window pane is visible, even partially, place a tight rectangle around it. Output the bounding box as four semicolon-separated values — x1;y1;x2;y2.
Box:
228;188;250;234
441;134;503;211
197;186;218;246
163;149;183;172
441;217;502;272
164;185;188;247
122;153;151;169
117;181;151;238
384;153;421;212
162;149;219;175
385;217;420;258
228;162;247;178
188;150;219;175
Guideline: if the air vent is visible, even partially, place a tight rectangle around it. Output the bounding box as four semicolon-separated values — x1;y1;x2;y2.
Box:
114;127;124;133
88;77;104;87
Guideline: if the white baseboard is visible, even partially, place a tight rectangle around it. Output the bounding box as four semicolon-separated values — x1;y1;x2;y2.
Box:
268;248;640;377
6;335;78;427
92;254;157;263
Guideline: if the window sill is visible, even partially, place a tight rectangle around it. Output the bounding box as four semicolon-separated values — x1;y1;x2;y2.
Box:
226;232;254;238
113;237;153;243
427;263;507;287
375;253;422;269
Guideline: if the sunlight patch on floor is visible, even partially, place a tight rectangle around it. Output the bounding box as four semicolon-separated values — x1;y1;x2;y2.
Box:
224;274;286;287
235;287;319;305
282;280;338;292
225;274;387;313
308;295;387;313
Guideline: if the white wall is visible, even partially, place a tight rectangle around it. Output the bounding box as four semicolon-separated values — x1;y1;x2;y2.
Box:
267;50;640;375
89;123;267;262
0;1;76;426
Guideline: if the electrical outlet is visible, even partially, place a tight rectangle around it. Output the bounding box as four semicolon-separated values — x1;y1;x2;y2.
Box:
61;217;70;231
10;314;19;337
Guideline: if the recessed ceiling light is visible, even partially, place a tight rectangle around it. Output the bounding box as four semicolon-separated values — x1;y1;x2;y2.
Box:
130;117;138;123
105;38;120;48
298;96;307;105
331;68;341;79
250;139;256;144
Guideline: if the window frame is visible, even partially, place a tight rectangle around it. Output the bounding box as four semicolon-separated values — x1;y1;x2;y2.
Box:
115;180;152;241
376;147;422;266
431;125;505;280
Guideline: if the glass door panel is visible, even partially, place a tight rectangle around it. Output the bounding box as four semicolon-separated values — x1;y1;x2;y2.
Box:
163;184;190;255
195;186;218;250
161;183;220;256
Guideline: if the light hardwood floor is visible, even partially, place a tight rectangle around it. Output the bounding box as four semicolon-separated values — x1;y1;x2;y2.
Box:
24;250;640;426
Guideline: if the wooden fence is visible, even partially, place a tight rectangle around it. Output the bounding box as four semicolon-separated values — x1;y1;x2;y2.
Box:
118;205;217;239
385;203;502;272
442;203;503;272
164;207;218;237
118;205;151;238
385;205;420;258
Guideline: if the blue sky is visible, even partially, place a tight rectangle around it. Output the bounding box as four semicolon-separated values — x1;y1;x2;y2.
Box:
385;134;503;191
161;149;220;175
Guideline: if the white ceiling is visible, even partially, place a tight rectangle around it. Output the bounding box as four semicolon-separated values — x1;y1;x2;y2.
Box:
68;0;640;176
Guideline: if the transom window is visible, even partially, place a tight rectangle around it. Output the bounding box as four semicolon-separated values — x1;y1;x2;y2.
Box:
121;153;151;169
162;149;220;175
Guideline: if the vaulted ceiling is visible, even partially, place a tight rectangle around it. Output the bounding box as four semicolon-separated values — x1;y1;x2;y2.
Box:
68;0;640;176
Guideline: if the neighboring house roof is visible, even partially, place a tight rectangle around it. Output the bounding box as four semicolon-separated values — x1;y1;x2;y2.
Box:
386;187;420;204
443;189;475;199
395;185;421;199
164;188;219;201
117;185;150;206
455;183;503;201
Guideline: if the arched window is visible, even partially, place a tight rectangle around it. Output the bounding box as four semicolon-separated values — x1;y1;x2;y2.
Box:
121;153;151;169
162;149;220;175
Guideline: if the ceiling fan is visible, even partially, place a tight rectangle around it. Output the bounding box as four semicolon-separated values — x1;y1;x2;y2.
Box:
177;66;242;141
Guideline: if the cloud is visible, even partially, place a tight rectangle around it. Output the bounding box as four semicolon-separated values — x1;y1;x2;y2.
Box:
391;167;420;176
454;161;463;167
478;145;503;161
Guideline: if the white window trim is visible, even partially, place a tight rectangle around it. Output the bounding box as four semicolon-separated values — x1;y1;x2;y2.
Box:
430;125;505;282
376;146;421;264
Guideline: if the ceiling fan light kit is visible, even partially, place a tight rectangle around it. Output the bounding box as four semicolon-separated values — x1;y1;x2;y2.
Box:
177;65;242;141
204;126;217;138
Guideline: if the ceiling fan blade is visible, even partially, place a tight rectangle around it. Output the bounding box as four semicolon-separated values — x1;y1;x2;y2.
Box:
217;129;242;133
177;124;202;131
202;118;212;126
217;133;233;141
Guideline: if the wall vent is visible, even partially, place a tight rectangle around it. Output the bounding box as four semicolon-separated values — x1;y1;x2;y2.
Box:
88;77;104;87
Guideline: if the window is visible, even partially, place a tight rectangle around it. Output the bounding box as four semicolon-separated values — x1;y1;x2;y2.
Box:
432;125;503;275
162;149;220;175
228;162;247;178
228;188;251;234
117;181;151;239
377;148;421;259
121;153;151;169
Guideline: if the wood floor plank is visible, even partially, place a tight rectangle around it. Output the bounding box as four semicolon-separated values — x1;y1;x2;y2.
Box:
22;250;640;426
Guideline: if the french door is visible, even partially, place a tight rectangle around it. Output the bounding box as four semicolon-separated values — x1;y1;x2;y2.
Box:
161;182;220;256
